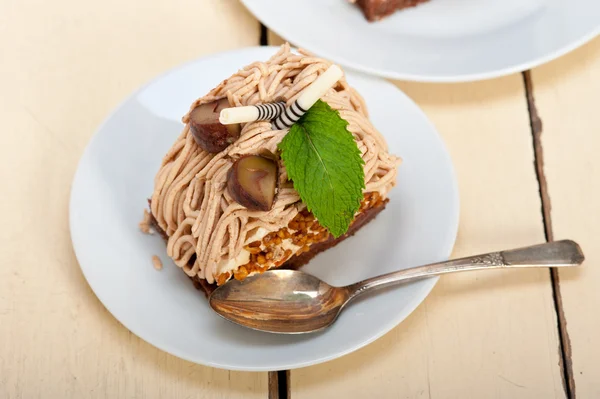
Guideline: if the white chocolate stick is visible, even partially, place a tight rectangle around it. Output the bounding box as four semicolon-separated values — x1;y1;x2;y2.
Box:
273;65;343;130
219;102;286;125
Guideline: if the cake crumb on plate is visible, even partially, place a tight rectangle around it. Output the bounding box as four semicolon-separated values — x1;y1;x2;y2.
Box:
152;255;163;271
139;209;154;234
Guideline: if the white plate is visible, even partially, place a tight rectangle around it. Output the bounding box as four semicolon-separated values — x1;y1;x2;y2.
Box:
241;0;600;82
70;46;459;371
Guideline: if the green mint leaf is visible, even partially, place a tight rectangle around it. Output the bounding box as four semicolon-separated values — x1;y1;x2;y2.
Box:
278;100;365;238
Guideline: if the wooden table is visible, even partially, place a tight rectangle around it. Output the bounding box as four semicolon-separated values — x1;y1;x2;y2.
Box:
1;1;598;398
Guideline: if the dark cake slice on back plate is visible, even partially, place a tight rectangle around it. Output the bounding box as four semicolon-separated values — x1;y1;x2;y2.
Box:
144;44;401;298
352;0;430;21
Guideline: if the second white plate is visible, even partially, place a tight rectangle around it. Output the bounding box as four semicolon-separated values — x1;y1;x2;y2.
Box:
241;0;600;82
70;46;459;371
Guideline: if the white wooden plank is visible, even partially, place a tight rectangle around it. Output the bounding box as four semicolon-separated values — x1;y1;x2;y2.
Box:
531;36;600;398
0;1;266;398
269;27;565;399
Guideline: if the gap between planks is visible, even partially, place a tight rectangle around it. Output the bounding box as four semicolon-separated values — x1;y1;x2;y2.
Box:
522;70;576;399
262;22;290;399
260;23;268;46
268;371;290;399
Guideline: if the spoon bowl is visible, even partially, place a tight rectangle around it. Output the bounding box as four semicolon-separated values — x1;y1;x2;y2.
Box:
209;270;350;333
209;240;584;334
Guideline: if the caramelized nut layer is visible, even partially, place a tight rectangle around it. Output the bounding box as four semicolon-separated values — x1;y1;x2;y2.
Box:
216;192;384;285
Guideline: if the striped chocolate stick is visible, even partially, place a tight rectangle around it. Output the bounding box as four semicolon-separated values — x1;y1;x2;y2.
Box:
219;102;286;125
272;65;343;130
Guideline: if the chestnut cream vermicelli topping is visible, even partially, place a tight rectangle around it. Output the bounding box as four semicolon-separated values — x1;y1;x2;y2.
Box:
150;44;400;284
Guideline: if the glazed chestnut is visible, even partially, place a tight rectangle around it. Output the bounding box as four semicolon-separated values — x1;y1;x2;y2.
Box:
189;98;241;153
227;155;277;211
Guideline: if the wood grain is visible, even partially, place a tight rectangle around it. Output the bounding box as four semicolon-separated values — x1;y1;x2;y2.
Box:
267;31;566;398
530;36;600;398
269;372;279;399
0;1;267;398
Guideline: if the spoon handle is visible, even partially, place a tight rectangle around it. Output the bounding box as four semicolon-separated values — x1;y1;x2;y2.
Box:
346;240;584;299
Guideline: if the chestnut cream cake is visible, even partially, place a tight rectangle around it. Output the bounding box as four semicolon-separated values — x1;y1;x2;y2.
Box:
147;44;401;296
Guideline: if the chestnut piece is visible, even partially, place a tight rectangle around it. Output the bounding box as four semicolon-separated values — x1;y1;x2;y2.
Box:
228;155;278;211
189;98;241;153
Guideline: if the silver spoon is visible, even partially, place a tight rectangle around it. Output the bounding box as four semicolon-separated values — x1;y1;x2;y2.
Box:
209;240;584;334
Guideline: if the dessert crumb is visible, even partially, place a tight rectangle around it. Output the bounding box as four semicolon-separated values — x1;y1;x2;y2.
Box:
152;255;163;271
139;209;154;234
